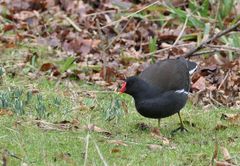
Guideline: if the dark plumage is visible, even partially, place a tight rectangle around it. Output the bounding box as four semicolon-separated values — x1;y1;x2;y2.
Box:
120;57;197;131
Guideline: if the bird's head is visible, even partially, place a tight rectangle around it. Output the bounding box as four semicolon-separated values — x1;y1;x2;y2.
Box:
120;76;146;96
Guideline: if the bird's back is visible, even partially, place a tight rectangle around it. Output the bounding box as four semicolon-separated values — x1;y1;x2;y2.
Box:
139;57;191;93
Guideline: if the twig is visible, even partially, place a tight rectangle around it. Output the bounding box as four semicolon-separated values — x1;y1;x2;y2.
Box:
63;15;82;32
190;45;240;57
3;149;22;161
144;43;195;57
206;44;240;53
191;50;217;56
184;20;240;58
218;70;229;90
85;10;117;17
209;91;224;107
101;1;160;29
93;139;108;166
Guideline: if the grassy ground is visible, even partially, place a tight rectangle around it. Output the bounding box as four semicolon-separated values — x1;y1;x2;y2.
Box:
0;75;239;166
0;41;239;165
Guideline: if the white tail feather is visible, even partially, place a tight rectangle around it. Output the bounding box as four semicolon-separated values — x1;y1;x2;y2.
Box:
189;65;198;75
175;89;188;95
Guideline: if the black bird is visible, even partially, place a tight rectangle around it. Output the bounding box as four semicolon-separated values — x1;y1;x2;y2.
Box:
120;57;197;132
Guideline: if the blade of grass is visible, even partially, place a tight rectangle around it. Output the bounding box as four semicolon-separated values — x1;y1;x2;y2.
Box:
93;139;108;166
83;132;90;166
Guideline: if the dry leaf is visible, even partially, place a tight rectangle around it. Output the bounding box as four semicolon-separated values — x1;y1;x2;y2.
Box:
151;129;170;145
35;119;80;131
192;76;206;91
1;0;240;110
214;123;228;130
212;140;218;164
215;160;234;166
82;39;100;49
40;63;56;72
0;109;13;116
3;24;15;32
84;124;112;136
111;148;121;153
221;113;240;124
108;140;128;146
40;63;61;77
221;147;231;161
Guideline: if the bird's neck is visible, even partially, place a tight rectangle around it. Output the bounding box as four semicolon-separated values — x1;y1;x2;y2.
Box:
132;88;160;102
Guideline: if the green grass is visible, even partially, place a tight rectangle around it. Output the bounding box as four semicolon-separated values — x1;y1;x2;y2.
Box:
0;2;239;164
0;77;239;166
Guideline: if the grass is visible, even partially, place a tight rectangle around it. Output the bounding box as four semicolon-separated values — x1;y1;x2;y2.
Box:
0;1;239;164
0;76;239;166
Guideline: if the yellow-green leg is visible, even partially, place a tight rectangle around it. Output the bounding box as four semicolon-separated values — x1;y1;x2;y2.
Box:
178;112;185;129
171;112;188;134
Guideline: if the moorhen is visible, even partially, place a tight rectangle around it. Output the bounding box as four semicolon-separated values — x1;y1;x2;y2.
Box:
120;57;197;132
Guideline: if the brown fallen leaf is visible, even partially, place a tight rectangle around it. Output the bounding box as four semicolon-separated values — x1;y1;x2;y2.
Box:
84;124;112;136
221;147;236;165
151;127;161;135
108;140;128;146
212;143;236;166
35;119;80;131
215;160;235;166
40;63;61;77
211;139;219;166
29;89;40;94
192;76;206;91
0;109;13;116
40;63;56;72
151;128;170;145
3;24;16;32
221;113;240;124
200;65;217;76
111;148;121;153
214;123;228;130
221;147;231;162
57;120;80;129
82;39;101;49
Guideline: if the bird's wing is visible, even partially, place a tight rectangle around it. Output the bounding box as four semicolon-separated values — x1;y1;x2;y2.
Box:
139;58;190;93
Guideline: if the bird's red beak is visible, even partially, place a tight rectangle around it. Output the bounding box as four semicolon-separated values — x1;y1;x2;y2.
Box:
120;82;127;93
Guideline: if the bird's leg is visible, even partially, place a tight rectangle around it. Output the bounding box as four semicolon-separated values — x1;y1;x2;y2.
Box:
158;119;160;128
178;112;186;131
171;112;188;134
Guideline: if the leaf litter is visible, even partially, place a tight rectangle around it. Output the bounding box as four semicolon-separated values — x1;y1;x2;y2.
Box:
1;0;239;108
1;0;240;164
34;119;112;136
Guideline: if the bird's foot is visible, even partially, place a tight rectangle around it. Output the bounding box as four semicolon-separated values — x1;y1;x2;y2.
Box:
171;126;188;135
